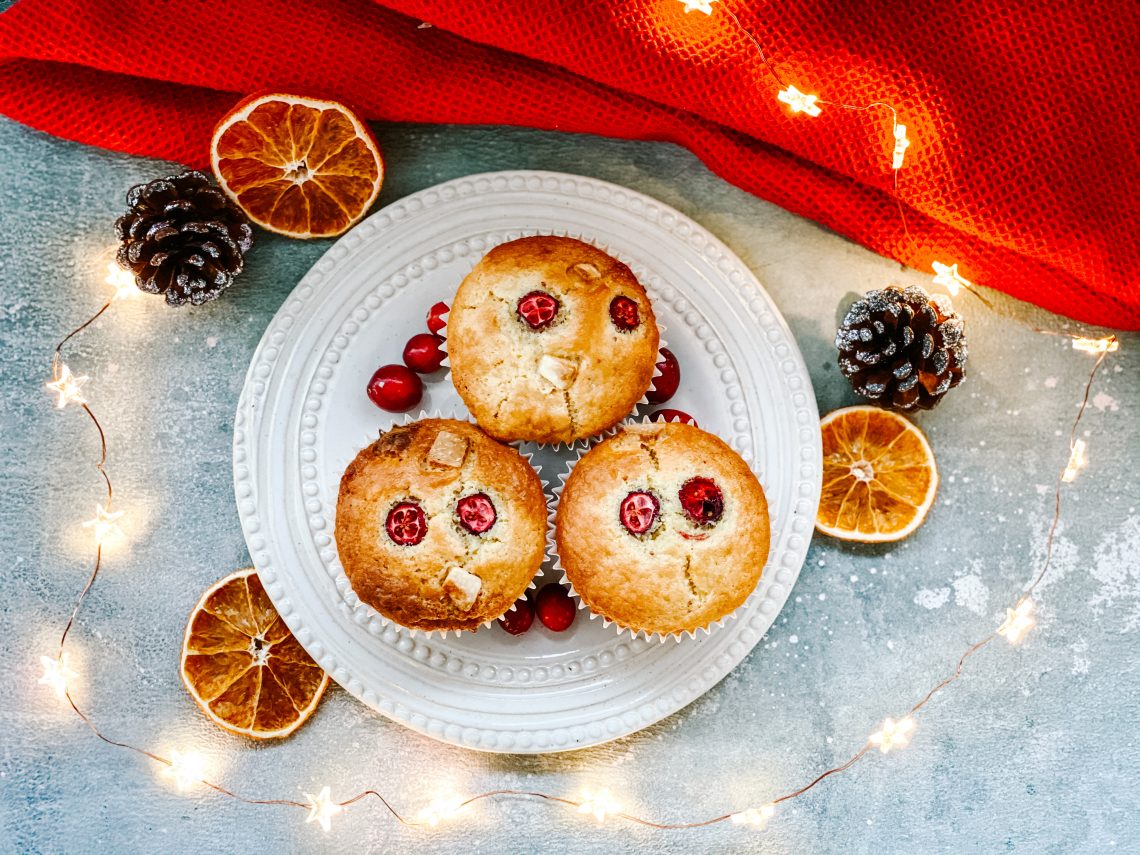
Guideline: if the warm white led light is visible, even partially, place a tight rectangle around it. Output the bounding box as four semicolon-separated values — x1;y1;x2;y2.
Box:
869;716;915;753
892;123;911;169
46;363;89;409
1062;439;1087;483
777;84;822;117
997;599;1036;644
303;786;343;832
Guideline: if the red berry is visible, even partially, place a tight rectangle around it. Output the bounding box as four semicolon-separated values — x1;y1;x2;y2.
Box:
403;333;446;374
456;492;497;535
678;477;724;526
619;491;659;535
367;364;423;412
426;301;449;334
386;501;427;545
646;348;680;404
517;290;560;330
498;597;535;635
609;296;640;331
535;584;576;632
650;409;697;426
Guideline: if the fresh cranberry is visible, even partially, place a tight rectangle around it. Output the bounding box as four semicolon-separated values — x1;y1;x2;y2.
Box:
609;296;640;331
619;491;659;536
517;291;560;330
386;501;427;545
366;364;423;412
402;333;446;374
646;348;680;404
650;409;697;426
535;584;576;632
426;301;449;334
678;477;724;526
456;493;497;535
498;597;535;635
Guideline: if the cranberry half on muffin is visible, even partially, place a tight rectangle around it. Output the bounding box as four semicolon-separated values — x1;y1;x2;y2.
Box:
335;419;547;632
447;236;660;445
555;422;770;636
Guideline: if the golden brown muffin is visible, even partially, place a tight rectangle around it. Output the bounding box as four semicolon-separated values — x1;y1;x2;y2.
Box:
555;422;770;636
335;419;547;632
447;236;660;445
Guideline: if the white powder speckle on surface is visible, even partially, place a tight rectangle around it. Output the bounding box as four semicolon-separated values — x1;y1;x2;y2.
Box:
1071;637;1090;675
789;635;799;644
1044;377;1058;388
915;587;951;609
952;574;990;615
206;336;218;349
1088;516;1140;632
1092;392;1119;412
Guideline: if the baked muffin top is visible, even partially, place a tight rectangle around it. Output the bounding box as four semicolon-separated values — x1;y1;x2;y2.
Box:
335;419;547;632
447;236;660;445
555;422;770;636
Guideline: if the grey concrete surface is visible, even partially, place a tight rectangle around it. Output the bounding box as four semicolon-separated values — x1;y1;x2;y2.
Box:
1;116;1137;854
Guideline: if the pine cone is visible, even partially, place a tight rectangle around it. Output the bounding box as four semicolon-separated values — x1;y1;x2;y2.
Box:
115;171;253;306
836;284;967;411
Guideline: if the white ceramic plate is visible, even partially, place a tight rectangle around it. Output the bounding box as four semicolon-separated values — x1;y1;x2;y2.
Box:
234;171;820;753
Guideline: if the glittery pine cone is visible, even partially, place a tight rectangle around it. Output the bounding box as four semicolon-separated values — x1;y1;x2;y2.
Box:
114;171;253;306
836;284;968;411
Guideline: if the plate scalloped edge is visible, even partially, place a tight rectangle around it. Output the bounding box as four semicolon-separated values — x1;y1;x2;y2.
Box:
233;170;822;753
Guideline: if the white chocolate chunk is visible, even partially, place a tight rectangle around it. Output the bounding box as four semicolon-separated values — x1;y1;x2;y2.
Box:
426;430;468;469
570;261;601;279
538;354;579;390
442;566;482;611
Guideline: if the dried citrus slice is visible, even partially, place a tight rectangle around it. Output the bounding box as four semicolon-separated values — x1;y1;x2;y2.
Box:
210;93;383;239
181;568;328;739
816;405;938;542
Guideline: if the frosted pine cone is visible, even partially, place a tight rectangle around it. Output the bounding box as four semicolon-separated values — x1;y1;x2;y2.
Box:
836;284;967;411
115;170;253;306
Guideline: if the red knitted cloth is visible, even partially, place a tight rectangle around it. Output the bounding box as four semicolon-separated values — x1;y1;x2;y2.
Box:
1;0;1136;328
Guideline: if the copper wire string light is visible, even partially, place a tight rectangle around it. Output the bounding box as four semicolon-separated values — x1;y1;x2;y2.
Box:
34;0;1121;834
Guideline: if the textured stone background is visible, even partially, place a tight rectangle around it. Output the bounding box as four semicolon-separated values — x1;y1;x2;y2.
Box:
1;113;1137;854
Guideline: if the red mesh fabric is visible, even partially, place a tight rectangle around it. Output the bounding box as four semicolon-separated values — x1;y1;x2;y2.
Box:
0;0;1135;328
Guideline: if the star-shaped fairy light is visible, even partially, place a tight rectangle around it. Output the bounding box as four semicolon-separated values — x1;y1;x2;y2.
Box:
731;803;775;827
777;84;822;117
164;749;208;792
416;795;466;827
892;123;911;169
83;502;124;546
46;363;89;409
997;598;1036;645
869;716;915;754
1071;336;1119;355
39;653;77;699
1062;438;1088;483
105;261;138;301
677;0;716;14
577;788;622;823
931;260;970;297
304;786;343;832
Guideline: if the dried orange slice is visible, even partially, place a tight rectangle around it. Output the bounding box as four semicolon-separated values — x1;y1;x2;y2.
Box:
210;93;383;239
816;405;938;542
181;568;328;739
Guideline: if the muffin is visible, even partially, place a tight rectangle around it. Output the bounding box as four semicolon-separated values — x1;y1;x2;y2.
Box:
555;422;770;636
335;419;547;632
447;236;660;445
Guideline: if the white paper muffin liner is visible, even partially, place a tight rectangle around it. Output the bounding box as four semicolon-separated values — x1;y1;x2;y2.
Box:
551;414;767;643
439;295;670;452
334;408;550;639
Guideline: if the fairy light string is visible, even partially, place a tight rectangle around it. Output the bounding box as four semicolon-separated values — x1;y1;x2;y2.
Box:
36;0;1124;836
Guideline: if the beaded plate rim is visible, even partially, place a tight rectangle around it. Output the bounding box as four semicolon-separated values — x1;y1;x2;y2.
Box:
233;170;821;753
